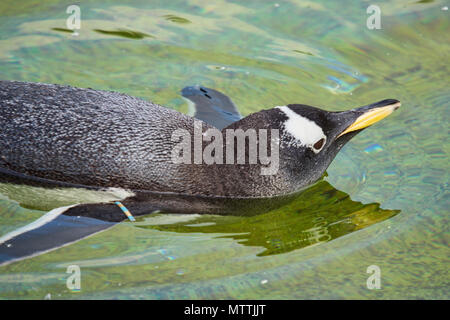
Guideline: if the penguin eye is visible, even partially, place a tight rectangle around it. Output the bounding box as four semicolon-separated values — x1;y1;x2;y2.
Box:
312;138;326;152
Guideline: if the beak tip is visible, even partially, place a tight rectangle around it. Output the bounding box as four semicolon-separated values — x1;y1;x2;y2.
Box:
372;99;401;112
380;98;401;109
385;98;401;110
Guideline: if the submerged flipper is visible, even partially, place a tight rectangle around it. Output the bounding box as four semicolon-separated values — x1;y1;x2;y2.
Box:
0;214;114;266
181;86;242;129
0;201;158;266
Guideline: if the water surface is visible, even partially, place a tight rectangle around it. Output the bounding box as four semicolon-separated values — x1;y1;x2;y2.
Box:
0;0;448;299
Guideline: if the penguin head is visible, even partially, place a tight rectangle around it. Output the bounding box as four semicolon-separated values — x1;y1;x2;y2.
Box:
270;99;401;189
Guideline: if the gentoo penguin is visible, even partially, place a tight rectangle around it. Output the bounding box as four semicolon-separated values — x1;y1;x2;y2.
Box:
0;80;400;265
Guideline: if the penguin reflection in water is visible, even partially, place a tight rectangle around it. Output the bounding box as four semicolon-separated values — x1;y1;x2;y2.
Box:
0;81;400;265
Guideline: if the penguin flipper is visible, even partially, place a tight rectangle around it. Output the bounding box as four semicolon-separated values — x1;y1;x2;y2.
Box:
0;201;159;266
0;205;117;266
181;86;242;130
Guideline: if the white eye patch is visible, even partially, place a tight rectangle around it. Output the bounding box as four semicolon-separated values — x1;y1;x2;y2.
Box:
276;106;327;153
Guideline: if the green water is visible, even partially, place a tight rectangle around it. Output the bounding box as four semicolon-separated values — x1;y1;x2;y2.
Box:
0;0;448;299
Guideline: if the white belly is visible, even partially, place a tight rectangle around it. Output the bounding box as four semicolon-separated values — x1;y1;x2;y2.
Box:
0;183;135;211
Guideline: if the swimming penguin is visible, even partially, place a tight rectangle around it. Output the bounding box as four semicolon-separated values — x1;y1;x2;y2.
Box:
0;80;400;265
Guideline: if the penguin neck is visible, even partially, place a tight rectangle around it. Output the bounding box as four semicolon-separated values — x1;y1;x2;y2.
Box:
211;110;297;197
219;109;334;197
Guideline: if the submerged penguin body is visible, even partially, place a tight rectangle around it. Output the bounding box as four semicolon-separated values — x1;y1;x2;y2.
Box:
0;82;283;197
0;81;296;217
0;80;401;265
